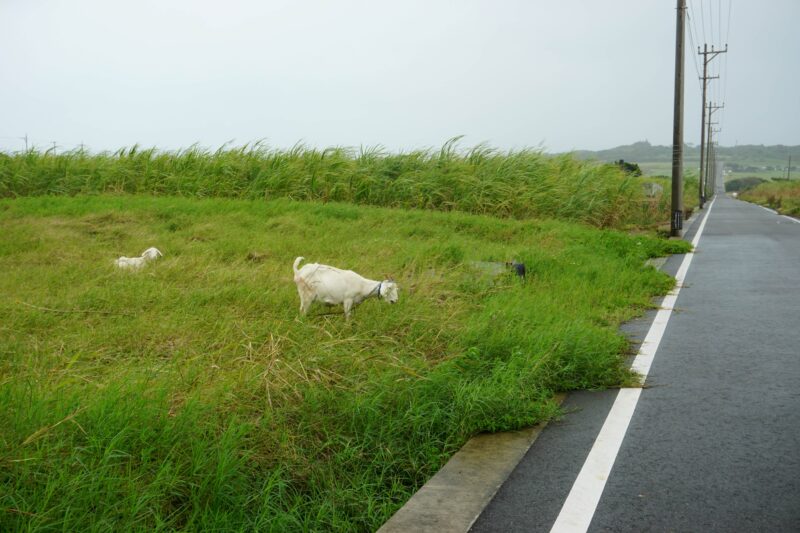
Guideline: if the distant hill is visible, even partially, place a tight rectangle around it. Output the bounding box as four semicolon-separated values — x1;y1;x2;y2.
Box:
574;141;686;163
572;141;799;177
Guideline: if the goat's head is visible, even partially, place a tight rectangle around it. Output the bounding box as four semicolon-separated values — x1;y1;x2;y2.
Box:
141;247;163;260
380;280;399;304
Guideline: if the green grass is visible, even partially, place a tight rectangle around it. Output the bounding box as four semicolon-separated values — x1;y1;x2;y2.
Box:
739;179;800;216
725;176;768;193
637;174;700;222
1;141;677;230
0;195;690;531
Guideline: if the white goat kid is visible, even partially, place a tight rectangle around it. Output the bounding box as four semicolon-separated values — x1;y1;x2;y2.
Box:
115;247;163;270
292;257;398;319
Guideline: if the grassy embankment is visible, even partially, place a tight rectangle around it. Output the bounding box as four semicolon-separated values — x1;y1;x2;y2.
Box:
1;145;691;531
739;179;800;217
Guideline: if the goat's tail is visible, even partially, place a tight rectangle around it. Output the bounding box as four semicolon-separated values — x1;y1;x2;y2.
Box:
293;256;305;274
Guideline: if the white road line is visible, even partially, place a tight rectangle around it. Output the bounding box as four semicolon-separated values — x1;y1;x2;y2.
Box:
549;200;716;533
751;202;796;223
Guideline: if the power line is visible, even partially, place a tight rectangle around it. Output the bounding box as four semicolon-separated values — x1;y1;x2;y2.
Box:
699;0;708;45
714;45;721;106
687;1;703;83
725;0;732;44
697;0;727;136
708;0;714;50
688;0;700;41
686;12;703;85
716;2;725;119
720;0;732;131
712;0;717;48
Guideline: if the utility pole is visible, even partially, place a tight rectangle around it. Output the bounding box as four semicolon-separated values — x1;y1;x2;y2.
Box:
711;127;721;194
707;140;713;195
707;127;720;195
697;43;727;209
788;155;792;180
705;118;719;197
711;139;716;195
705;103;723;198
706;136;713;196
671;0;687;237
20;134;28;152
706;137;715;196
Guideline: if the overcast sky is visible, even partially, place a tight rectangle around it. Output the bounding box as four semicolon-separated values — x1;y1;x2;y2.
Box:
1;0;797;154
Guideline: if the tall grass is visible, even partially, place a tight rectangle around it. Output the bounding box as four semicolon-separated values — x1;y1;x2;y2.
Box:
1;139;672;229
0;196;690;531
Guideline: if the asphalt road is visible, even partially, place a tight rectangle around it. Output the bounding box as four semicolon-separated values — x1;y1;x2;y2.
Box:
470;196;800;532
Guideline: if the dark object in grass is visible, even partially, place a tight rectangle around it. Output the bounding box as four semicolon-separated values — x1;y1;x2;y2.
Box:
469;261;526;280
507;261;526;279
246;251;268;262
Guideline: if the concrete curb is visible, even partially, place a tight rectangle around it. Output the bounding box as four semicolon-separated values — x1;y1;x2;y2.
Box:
377;395;565;533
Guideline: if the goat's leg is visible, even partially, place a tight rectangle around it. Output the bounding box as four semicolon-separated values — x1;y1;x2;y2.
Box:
296;284;312;315
297;289;311;315
343;299;354;320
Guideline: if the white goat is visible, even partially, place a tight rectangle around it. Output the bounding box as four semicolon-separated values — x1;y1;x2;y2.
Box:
292;256;398;319
115;247;163;270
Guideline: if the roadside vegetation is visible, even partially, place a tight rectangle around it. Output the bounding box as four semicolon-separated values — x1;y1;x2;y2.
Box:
1;140;685;230
725;176;767;193
636;174;700;223
1;191;690;531
738;179;800;216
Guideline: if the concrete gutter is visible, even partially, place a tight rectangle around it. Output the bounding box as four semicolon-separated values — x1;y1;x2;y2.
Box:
377;394;564;533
